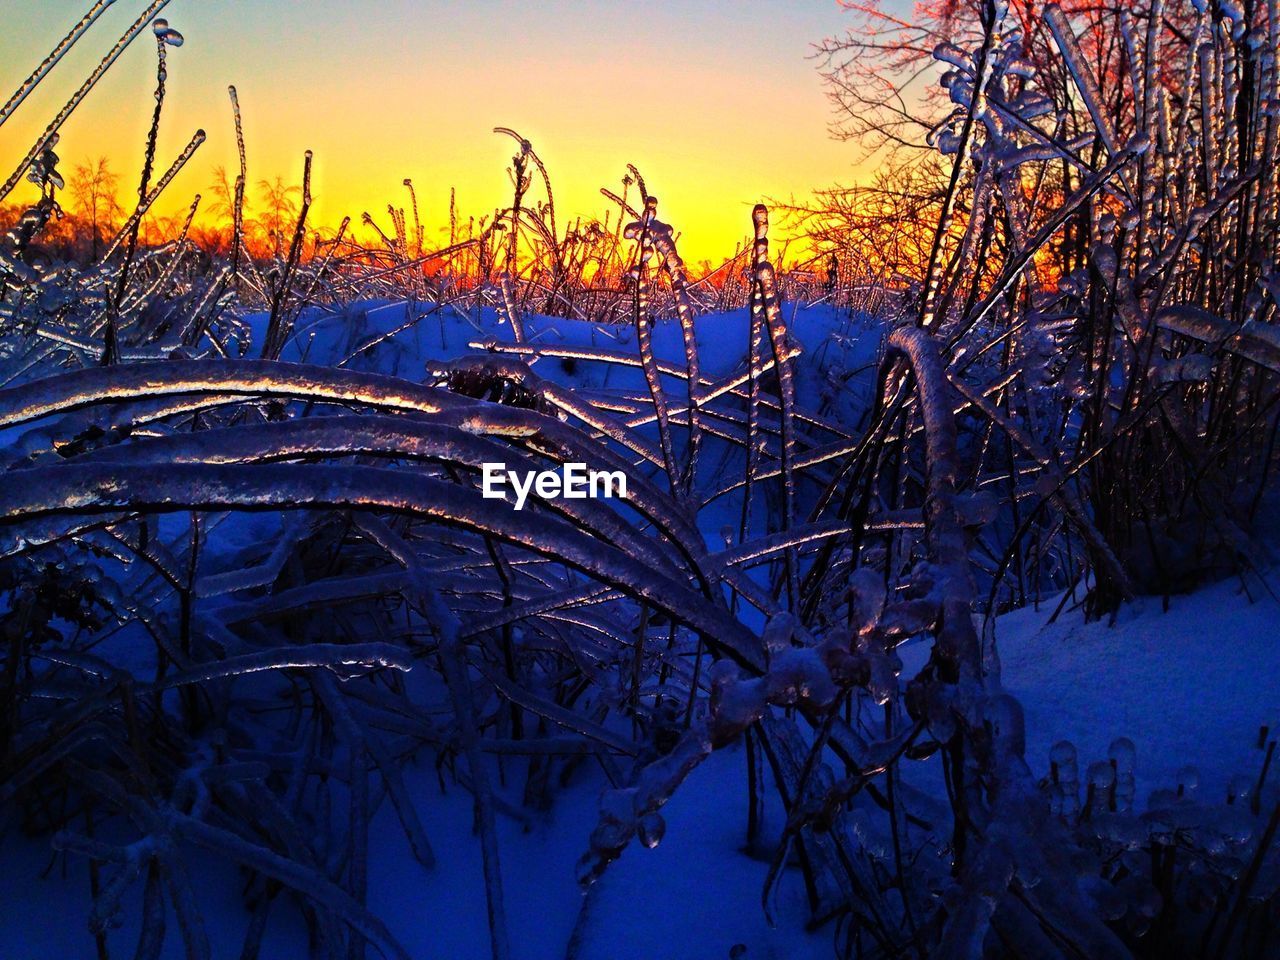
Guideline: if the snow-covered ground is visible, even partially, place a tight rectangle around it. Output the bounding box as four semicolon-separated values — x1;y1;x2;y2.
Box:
380;577;1280;960
5;571;1274;960
998;575;1280;808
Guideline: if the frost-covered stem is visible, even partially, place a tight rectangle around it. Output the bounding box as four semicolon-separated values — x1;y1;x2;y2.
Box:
100;413;680;573
82;806;109;960
481;533;523;742
649;215;702;494
738;209;770;555
0;359;470;430
627;197;680;491
459;583;615;639
144;644;412;691
918;0;1003;328
949;146;1138;347
263;150;313;360
530;146;557;246
177;263;232;348
1199;41;1219;198
495;128;561;283
0;0;117;131
1249;0;1280;273
498;273;525;344
0;461;762;668
428;354;668;468
879;329;1126;957
1170;18;1206;183
319;615;438;870
96;129;205;269
1044;4;1122;158
753;206;799;609
505;145;527;278
0;0;171;203
329;235;485;292
1220;31;1241;181
886;326;980;681
125;193;200;325
228;85;247;278
474;339;817;434
1137;0;1165;270
291;215;349;309
400;177;423;258
933;163;994;328
948;375;1135;600
882;703;919;939
106;28;171;364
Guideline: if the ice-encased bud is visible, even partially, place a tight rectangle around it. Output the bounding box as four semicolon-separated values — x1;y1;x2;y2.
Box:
1044;742;1075;783
864;645;901;706
847;566;885;635
152;18;184;46
1048;788;1062;817
1109;737;1136;813
1088;760;1116;815
637;812;665;849
1050;740;1080;823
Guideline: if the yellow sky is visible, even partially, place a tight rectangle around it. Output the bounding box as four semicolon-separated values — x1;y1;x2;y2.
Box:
0;1;866;263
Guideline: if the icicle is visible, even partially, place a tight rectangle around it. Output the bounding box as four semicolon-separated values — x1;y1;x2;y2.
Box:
1109;737;1136;813
637;812;665;849
497;273;525;344
1087;760;1116;816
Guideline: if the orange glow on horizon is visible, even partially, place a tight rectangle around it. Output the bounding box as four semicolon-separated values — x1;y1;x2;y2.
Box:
0;1;871;267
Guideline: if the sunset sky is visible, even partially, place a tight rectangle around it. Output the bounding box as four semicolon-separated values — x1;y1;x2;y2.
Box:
0;1;872;263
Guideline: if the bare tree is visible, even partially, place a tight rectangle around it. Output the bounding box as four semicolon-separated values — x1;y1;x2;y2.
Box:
69;155;122;258
258;174;300;259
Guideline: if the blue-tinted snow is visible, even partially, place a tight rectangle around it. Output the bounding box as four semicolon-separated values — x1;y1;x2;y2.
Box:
996;575;1280;807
